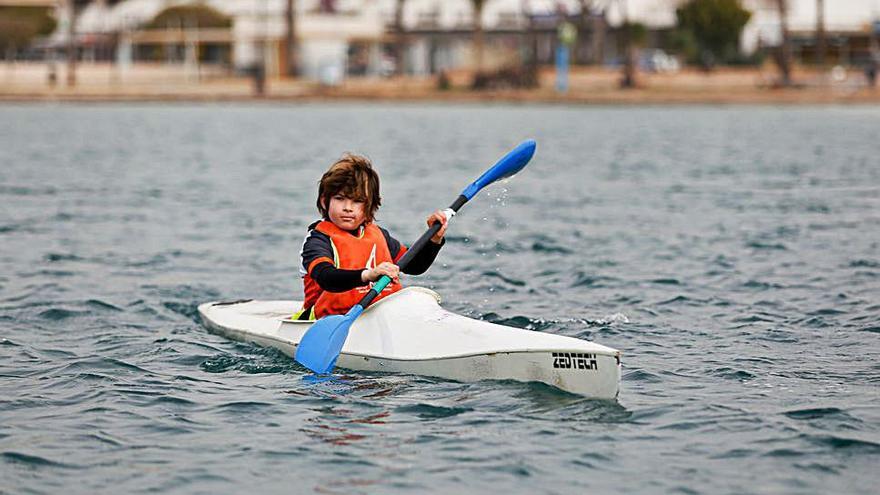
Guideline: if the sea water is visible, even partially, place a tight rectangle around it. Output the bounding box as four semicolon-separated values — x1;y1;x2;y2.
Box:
1;104;878;494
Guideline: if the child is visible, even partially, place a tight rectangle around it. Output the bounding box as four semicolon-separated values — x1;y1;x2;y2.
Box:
297;153;448;320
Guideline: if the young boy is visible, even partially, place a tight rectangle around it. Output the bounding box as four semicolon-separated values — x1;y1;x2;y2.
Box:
296;153;448;320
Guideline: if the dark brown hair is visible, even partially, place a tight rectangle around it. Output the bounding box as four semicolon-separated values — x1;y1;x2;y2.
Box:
317;153;381;222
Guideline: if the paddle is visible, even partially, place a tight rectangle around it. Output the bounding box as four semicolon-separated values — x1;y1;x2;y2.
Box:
295;139;537;374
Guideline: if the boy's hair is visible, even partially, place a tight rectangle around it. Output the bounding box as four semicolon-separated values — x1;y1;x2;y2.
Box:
317;153;381;222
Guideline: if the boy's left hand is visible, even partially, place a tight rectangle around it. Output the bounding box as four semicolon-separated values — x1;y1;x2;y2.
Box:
427;210;448;244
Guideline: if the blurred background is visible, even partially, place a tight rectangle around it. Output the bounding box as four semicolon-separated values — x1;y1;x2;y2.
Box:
4;4;880;495
1;0;879;101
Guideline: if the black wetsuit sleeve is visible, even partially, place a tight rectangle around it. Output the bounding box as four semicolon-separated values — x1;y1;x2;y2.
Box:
301;227;334;275
402;238;444;275
311;262;368;293
381;227;403;261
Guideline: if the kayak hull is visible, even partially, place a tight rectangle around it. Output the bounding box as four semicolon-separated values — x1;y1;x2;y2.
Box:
198;287;620;399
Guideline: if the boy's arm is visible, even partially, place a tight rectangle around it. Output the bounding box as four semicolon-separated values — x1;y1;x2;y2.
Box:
302;230;368;293
310;262;368;292
399;239;444;275
379;226;444;276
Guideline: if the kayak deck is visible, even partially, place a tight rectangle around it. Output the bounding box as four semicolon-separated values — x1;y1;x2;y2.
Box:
198;287;621;398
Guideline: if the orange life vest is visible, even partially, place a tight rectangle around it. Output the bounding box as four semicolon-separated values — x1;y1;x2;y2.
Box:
306;220;402;318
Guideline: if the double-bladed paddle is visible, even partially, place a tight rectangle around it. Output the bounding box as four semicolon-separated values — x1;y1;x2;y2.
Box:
295;140;537;374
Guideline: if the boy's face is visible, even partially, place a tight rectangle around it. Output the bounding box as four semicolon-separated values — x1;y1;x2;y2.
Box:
325;193;367;231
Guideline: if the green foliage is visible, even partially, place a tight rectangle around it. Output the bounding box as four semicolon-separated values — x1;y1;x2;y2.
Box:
670;29;699;62
620;22;647;47
676;0;751;63
725;50;765;66
0;7;56;53
436;70;451;91
146;5;232;29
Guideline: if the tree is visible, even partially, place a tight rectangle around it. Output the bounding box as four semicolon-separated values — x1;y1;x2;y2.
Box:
815;0;825;66
393;0;406;75
521;0;538;80
576;1;591;64
283;0;297;76
773;0;792;86
619;21;646;88
675;0;751;65
471;0;486;72
66;0;93;87
576;0;607;64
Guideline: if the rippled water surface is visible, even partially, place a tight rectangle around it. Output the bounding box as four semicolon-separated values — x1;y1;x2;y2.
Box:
2;103;879;494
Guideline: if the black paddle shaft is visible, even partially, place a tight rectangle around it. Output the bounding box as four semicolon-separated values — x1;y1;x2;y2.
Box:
357;194;467;309
396;194;468;272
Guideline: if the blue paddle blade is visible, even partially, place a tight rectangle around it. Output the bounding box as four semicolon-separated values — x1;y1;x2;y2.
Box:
295;313;355;373
461;140;536;200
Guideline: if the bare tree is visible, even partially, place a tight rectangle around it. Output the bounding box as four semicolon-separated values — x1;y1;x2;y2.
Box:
520;0;538;81
592;2;608;65
619;0;636;88
282;0;297;77
65;0;97;87
775;0;792;86
576;0;591;64
393;0;406;75
816;0;825;67
577;0;607;64
471;0;486;72
66;0;80;87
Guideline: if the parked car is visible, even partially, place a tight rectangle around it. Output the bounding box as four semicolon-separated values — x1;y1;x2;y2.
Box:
640;50;681;73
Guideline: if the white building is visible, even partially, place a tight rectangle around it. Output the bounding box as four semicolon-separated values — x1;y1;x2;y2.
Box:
66;0;387;79
53;0;880;77
591;0;880;54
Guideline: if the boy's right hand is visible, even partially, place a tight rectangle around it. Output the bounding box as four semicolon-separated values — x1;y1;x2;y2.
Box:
361;262;400;285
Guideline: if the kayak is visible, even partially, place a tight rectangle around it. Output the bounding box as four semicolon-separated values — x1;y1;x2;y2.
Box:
198;287;621;399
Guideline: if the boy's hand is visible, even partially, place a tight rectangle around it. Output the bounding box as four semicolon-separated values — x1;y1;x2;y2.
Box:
362;262;400;285
427;210;448;244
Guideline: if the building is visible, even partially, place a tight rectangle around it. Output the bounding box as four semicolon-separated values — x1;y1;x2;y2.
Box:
30;0;880;81
56;0;387;80
601;0;880;61
0;0;58;58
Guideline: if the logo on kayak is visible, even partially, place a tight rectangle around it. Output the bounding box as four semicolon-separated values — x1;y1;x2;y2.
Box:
552;352;598;371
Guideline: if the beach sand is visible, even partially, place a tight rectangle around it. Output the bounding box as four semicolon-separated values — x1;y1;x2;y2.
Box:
1;62;878;104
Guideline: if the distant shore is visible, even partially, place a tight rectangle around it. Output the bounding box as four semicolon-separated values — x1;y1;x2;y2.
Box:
2;62;878;105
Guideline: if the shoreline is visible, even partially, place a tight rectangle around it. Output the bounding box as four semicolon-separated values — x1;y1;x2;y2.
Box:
3;64;879;105
4;89;880;105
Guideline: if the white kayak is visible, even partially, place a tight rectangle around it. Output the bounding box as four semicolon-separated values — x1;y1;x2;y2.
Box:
198;287;621;399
